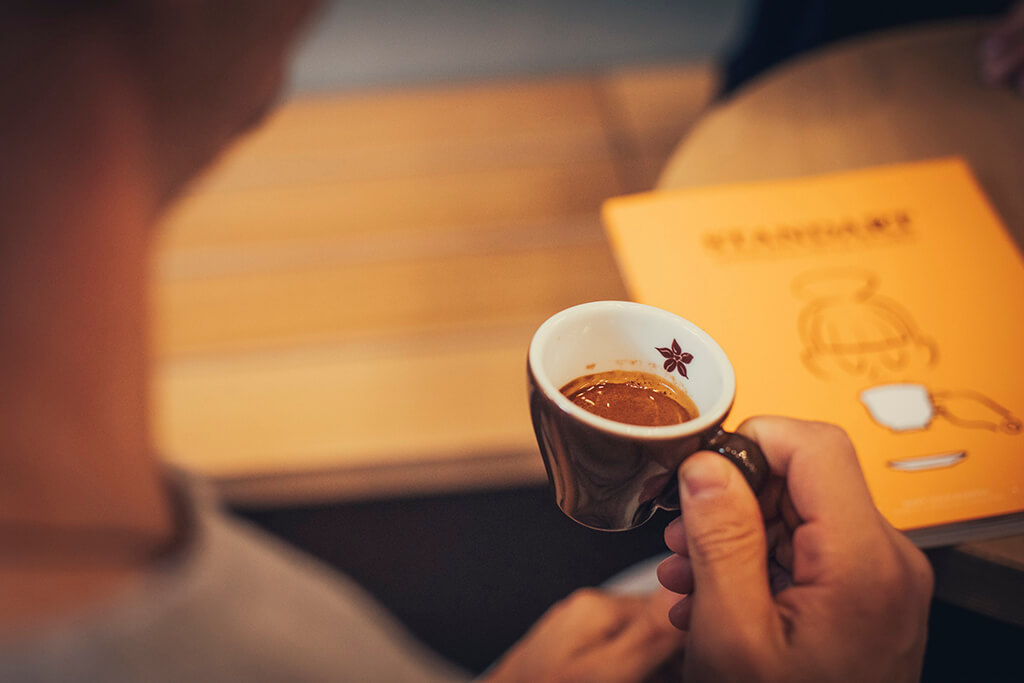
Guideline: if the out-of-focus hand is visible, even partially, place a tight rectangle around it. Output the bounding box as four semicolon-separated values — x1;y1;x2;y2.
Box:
980;0;1024;94
657;416;934;683
484;587;685;683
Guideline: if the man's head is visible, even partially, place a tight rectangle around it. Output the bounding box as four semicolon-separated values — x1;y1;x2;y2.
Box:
0;1;318;208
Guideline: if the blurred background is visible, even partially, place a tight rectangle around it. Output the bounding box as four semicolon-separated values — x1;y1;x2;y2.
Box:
152;0;1023;678
156;1;737;670
287;0;746;92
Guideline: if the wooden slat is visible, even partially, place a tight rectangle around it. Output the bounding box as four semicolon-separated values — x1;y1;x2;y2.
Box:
156;322;543;476
159;160;621;251
215;451;548;507
182;78;610;193
156;238;626;357
250;78;608;152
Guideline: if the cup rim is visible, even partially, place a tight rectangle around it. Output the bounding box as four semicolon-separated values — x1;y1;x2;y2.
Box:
529;301;736;440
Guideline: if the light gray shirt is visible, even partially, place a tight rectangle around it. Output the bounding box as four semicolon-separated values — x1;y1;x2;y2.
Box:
0;474;471;683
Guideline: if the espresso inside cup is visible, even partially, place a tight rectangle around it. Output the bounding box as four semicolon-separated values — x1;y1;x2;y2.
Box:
560;370;699;427
530;301;735;440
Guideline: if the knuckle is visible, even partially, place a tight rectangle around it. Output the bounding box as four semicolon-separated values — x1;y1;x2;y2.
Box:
807;421;853;447
689;516;762;564
559;588;607;614
656;556;692;594
905;545;935;599
872;555;907;597
664;517;686;552
918;557;936;596
555;662;597;683
869;542;933;612
568;587;602;604
695;631;770;679
887;530;935;596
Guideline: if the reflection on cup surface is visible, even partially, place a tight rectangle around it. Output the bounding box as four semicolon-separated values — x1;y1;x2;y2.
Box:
560;370;698;427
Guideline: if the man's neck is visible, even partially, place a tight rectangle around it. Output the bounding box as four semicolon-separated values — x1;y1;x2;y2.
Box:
0;199;170;537
0;32;175;626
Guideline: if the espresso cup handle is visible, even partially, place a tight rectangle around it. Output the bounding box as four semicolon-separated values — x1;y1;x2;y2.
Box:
700;427;770;494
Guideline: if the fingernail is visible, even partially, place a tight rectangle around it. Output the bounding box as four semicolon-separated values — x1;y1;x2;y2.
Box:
680;454;731;498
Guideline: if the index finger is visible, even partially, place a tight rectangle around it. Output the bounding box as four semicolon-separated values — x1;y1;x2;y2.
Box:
736;416;880;539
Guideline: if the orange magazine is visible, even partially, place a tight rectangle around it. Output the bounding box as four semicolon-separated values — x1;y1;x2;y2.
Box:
602;158;1024;546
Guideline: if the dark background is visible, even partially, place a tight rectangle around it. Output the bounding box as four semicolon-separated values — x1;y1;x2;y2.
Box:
235;486;1024;680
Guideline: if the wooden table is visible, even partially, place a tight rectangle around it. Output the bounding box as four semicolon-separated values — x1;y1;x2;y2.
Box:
658;20;1024;626
152;66;714;505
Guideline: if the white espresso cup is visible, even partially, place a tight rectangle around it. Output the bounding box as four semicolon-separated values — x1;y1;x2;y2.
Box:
527;301;768;531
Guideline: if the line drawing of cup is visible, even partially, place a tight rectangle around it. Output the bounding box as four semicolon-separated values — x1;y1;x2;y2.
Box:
860;383;1021;435
931;390;1022;435
860;383;934;432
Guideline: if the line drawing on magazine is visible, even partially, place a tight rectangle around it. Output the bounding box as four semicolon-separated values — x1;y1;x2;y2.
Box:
861;383;1021;473
860;383;1022;435
793;268;938;381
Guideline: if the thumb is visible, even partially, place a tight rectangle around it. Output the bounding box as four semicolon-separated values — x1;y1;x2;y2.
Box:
680;451;774;632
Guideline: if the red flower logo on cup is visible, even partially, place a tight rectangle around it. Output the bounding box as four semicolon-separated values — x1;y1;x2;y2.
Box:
656;339;693;378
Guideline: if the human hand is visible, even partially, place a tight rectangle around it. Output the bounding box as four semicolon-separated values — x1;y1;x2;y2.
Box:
980;1;1024;94
657;416;933;683
484;587;685;683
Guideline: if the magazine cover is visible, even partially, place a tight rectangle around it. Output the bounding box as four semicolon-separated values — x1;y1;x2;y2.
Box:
603;158;1024;544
